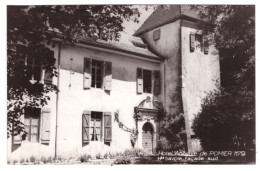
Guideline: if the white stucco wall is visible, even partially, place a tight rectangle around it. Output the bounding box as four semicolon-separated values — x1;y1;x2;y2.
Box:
141;20;182;116
56;44;161;157
8;42;162;160
181;25;220;152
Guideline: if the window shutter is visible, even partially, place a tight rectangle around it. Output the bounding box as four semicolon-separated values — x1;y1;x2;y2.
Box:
153;70;161;95
204;36;209;54
43;51;54;84
83;57;91;89
137;68;143;94
82;111;91;143
104;61;112;91
190;32;195;52
41;109;51;144
104;112;112;142
44;71;53;84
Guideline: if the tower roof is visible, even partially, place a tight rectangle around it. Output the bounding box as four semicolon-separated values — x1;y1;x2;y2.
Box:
133;5;200;36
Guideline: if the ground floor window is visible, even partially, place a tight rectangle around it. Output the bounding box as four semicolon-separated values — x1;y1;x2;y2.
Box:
24;108;41;142
90;112;102;141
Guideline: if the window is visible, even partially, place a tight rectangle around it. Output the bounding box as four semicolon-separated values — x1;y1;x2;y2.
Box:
195;34;202;51
16;45;54;84
90;112;102;141
143;69;152;93
136;68;160;95
190;32;209;54
153;29;160;41
82;111;112;143
24;108;41;142
91;59;103;88
27;51;42;82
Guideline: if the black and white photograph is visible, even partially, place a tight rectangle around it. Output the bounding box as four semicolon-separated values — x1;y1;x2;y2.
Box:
2;1;257;166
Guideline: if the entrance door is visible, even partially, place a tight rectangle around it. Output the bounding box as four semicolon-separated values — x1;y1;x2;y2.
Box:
142;122;153;153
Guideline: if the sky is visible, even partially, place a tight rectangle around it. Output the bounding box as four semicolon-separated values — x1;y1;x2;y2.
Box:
122;5;154;36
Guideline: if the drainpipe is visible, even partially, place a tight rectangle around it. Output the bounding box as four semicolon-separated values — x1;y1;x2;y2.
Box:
55;42;61;158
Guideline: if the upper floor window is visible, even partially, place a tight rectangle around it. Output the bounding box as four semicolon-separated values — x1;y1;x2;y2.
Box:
16;44;54;84
195;34;202;50
137;68;160;95
143;69;152;93
91;59;103;88
83;58;112;91
190;32;209;54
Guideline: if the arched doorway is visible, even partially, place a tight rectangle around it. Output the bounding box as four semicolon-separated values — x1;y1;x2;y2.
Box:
142;122;153;153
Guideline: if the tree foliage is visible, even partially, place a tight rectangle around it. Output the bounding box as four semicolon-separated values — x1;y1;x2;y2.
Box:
191;5;255;152
7;5;141;137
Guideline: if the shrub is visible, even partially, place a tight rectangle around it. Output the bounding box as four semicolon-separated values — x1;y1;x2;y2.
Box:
13;159;18;164
30;156;36;163
40;157;47;164
47;157;53;163
192;89;255;151
20;158;25;164
96;153;101;159
114;156;131;164
79;154;90;162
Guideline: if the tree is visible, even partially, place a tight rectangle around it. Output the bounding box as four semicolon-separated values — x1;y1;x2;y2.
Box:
191;5;255;155
7;5;141;138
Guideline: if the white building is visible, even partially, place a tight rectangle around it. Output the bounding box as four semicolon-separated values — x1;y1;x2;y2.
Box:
8;5;220;160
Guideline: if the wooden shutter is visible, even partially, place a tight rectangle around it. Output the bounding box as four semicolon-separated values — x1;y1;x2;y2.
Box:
41;109;51;144
83;57;91;89
82;111;91;143
153;70;161;95
204;36;209;54
104;61;112;91
104;112;112;142
43;51;54;84
137;68;143;94
190;32;195;52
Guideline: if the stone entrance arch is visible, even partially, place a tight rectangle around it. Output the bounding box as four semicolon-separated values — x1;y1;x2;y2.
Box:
142;122;154;154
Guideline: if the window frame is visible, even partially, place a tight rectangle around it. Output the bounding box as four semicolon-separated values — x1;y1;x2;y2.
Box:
24;108;41;142
143;69;152;93
90;111;103;142
16;44;54;84
91;59;103;89
195;33;203;52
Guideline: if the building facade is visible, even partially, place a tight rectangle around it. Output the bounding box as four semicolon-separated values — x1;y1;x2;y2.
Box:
8;5;220;160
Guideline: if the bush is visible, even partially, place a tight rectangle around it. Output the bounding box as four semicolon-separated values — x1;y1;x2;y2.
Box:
96;153;101;159
159;113;187;151
40;157;47;164
13;159;18;164
79;154;90;162
114;157;131;164
30;156;36;163
193;89;255;151
20;158;25;164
